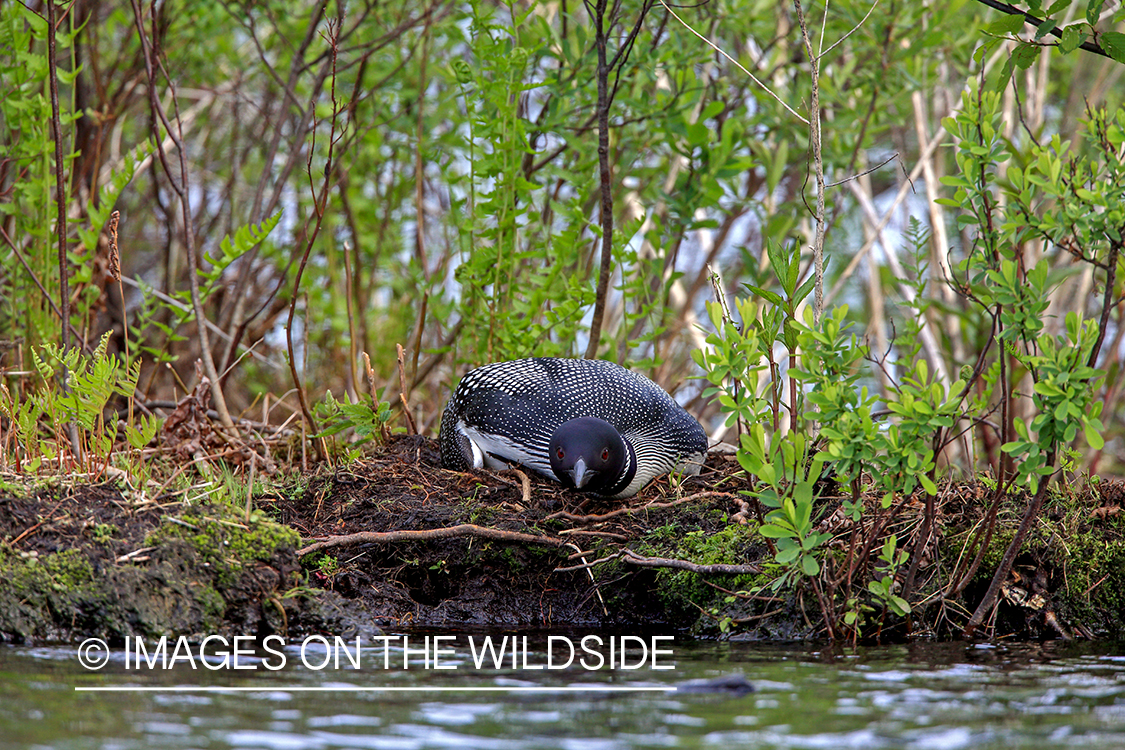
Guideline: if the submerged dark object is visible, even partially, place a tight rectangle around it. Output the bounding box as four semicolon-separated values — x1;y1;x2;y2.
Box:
439;358;708;498
674;673;756;696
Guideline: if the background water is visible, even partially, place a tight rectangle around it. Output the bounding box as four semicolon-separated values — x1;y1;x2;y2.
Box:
2;634;1124;749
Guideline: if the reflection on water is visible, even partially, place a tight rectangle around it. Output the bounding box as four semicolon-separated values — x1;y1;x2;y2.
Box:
2;636;1124;749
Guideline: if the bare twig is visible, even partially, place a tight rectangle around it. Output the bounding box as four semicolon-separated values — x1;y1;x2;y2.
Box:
45;0;82;458
585;0;656;357
342;241;359;401
824;153;898;188
285;16;347;455
556;548;761;575
565;542;610;615
621;549;761;575
46;0;69;359
130;0;235;430
818;1;880;61
0;224;92;356
298;524;567;557
794;0;826;321
508;468;531;505
658;1;808;125
117;276;282;368
396;343;417;435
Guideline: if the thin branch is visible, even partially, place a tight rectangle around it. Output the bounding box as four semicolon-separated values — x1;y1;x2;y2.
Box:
298;524;567;557
130;0;235;429
824;152;898;188
970;0;1115;60
818;0;880;61
46;0;70;357
116;276;283;369
1089;239;1120;368
286;16;347;452
824;93;966;308
964;460;1058;637
45;0;81;457
0;224;91;356
794;0;827;321
621;549;762;575
658;0;809;125
584;0;623;358
557;548;762;575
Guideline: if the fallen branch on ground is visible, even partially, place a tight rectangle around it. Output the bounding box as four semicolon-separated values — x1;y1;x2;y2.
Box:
297;523;567;556
621;549;761;575
555;548;761;575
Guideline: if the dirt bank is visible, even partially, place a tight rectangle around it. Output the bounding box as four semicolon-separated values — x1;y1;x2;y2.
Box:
1;436;1123;643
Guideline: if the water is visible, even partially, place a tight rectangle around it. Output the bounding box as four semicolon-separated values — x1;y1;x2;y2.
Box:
2;635;1124;749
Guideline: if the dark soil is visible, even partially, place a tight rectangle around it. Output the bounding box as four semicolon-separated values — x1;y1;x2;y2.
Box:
3;434;1125;644
268;435;759;631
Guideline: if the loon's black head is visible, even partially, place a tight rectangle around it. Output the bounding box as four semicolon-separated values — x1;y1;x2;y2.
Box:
549;417;633;495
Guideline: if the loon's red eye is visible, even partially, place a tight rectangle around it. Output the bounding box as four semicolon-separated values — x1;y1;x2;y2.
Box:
601;448;610;461
556;448;565;460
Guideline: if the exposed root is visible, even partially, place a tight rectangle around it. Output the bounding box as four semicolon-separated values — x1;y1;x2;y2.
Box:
297;523;568;557
556;548;762;576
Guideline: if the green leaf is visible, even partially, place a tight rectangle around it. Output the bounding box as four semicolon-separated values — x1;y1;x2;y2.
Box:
986;14;1027;35
758;524;794;539
1060;25;1084;53
994;55;1017;90
1085;421;1105;449
1086;0;1105;26
1001;440;1029;454
776;545;800;564
919;474;938;495
1101;32;1125;63
745;285;786;308
800;554;820;576
1033;20;1058;41
1013;42;1040;69
890;596;912;616
794;274;817;306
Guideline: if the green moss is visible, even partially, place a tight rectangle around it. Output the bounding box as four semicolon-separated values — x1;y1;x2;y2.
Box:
632;524;760;619
466;504;500;525
498;546;524;572
1043;522;1125;632
1;548;96;595
145;507;300;587
940;487;1125;635
196;583;228;630
0;547;102;639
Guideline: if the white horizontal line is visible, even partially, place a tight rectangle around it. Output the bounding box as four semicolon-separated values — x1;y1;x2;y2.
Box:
75;685;675;693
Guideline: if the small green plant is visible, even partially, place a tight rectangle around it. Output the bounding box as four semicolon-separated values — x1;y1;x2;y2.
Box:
316;555;340;580
755;441;831;582
745;239;817;430
313;391;394;457
869;535;911;617
1002;313;1105;492
0;332;156;476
